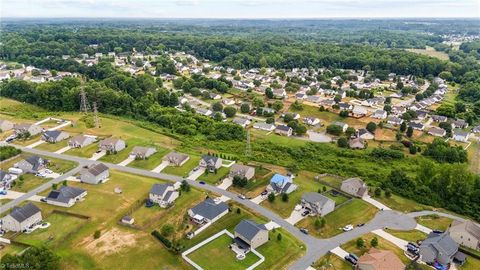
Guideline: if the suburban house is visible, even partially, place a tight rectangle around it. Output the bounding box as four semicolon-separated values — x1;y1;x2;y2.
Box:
163;152;190;166
80;163;109;184
130;146;156;159
432;115;448;123
149;183;179;207
472;126;480;134
15;156;48;173
0;170;14;189
387;116;404;126
419;232;459;265
0;119;14;132
357;248;405;270
229;164;255;180
14;123;43;136
188;198;229;224
428;127;446;137
452;119;469;129
121;216;134;225
1;203;42;232
338;102;353;111
341;178;368;198
352;106;368;117
372;109;387;119
231;219;269;253
272;88;287;99
448;220;480;250
233;117;251;128
199;155;223;173
41;130;70;143
68;134;96;148
453;130;470;142
267;173;297;194
45;186;87;207
409;122;425;131
99;138;126;153
275;125;293;137
253;122;275;132
349;137;366;149
303;117;320;126
332;121;349;132
357;129;374;140
301;192;335;217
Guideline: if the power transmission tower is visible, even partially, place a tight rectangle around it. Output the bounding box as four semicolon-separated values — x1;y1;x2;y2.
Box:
245;129;252;157
79;85;90;113
93;102;101;128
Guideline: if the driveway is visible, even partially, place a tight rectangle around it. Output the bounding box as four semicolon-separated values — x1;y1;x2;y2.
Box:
187;167;205;181
415;224;433;234
55;146;71;154
26;140;45;149
118;156;135;166
250;194;267;204
330;246;349;259
89;150;106;161
264;221;280;230
151;160;169;173
372;229;408;250
217;177;232;190
362;196;391;210
285;205;306;225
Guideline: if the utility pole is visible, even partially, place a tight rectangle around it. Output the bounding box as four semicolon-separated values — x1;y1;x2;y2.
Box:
79;85;90;113
93;101;101;128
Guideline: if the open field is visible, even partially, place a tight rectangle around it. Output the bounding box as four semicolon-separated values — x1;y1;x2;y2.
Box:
35;139;69;152
297;199;378;238
187;233;261;270
65;142;99;158
415;215;453;231
406;46;449;61
375;193;433;213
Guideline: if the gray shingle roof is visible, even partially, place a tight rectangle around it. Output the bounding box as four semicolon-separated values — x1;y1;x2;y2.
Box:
43;130;62;140
46;186;86;204
190;198;228;220
150;183;171;196
9;203;41;223
420;232;458;262
25;156;47;171
234;219;267;241
86;163;108;176
301;192;333;207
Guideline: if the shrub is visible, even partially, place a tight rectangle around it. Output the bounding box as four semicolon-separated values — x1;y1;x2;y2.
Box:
268;193;275;202
94;230;101;239
151;230;172;249
161;224;174;237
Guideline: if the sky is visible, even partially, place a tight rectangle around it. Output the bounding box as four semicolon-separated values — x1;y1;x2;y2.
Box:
2;0;479;19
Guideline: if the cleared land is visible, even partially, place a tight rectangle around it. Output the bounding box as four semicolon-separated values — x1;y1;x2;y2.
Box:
406;46;449;61
415;215;453;231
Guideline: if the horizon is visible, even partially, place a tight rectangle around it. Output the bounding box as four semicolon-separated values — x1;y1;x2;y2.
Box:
2;0;479;19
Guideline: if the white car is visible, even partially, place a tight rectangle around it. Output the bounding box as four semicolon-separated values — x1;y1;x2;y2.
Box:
44;169;53;174
343;224;354;232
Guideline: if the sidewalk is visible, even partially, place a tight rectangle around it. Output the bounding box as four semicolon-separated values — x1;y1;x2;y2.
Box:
362;195;391;210
0;190;44;202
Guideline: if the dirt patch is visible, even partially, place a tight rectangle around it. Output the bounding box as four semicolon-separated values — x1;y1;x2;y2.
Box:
82;228;137;257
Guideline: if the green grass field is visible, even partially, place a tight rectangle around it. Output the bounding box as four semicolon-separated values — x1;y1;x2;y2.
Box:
198;167;230;185
384;229;427;243
406;46;449;61
297;199;378;238
313;253;351;270
14;212;87;247
10;174;47;193
35;139;69;152
99;138;153;164
415;215;452;231
376;194;432;213
65;143;99;158
162;155;201;177
128;147;170;170
187;233;261;270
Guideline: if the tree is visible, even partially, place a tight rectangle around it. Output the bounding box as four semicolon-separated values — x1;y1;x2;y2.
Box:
252;96;265;108
371;237;379;247
272;101;284;111
268;193;275;202
265;88;274;99
409;144;417;154
223;106;237;118
232;175;248;187
236;208;241;214
161;224;174;237
345;127;356;138
366;122;377;133
406;126;414;138
281;193;289;202
385;188;392;198
94;230;101;239
212;102;223;112
334;94;342;103
400;122;407;132
326;124;343;136
213;112;223;121
181;180;191;192
374;187;382;197
339;110;349;117
294;124;307;136
240;103;250;113
455;102;466;113
356;238;365;248
337;137;348;148
314;218;326;229
291;100;303;111
283;113;294;123
1;246;60;270
277;233;282;241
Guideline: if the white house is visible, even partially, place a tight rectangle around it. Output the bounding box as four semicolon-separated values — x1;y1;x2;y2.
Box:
1;203;42;232
149;183;179;207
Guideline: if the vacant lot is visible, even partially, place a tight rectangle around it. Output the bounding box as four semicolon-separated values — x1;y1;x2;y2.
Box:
198;167;230;185
187;233;261;270
162;155;201;177
376;194;432;213
415;215;452;231
406;46;449;61
35;139;69;152
297;199;378;238
384;229;427;243
313;253;351;270
128;147;170;170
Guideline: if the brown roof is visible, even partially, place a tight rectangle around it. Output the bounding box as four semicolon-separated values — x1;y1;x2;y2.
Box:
357;248;405;270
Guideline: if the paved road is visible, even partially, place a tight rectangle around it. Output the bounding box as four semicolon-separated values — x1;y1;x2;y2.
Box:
7;145;471;270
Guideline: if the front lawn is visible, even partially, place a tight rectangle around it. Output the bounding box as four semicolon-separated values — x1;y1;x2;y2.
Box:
384;229;427;243
375;193;433;213
415;215;452;231
99;138;152;164
198;167;229;185
10;174;46;193
65;142;99;158
313;253;352;270
128;147;170;170
162;155;200;177
187;234;261;270
297;199;378;238
35;139;69;152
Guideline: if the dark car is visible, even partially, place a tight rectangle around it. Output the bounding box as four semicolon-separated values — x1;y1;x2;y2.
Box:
40;198;47;203
356;223;365;227
261;190;268;196
301;210;310;217
330;190;339;197
300;228;309;234
432;230;444;234
344;254;358;265
145;200;154;208
199;181;206;185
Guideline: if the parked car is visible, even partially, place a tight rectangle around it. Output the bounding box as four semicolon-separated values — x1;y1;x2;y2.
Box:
301;210;310;217
343;224;354;232
199;181;205;185
44;169;53;174
40;198;47;202
95;149;102;153
145;200;154;208
356;223;365;227
432;230;444;234
344;254;358;265
261;190;268;196
300;228;309;234
238;194;246;200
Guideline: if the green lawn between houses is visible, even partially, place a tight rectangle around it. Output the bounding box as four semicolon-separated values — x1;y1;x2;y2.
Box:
415;215;453;231
65;142;99;158
187;233;261;270
297;199;378;239
313;253;352;270
127;147;171;170
198;167;230;185
162;155;201;177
